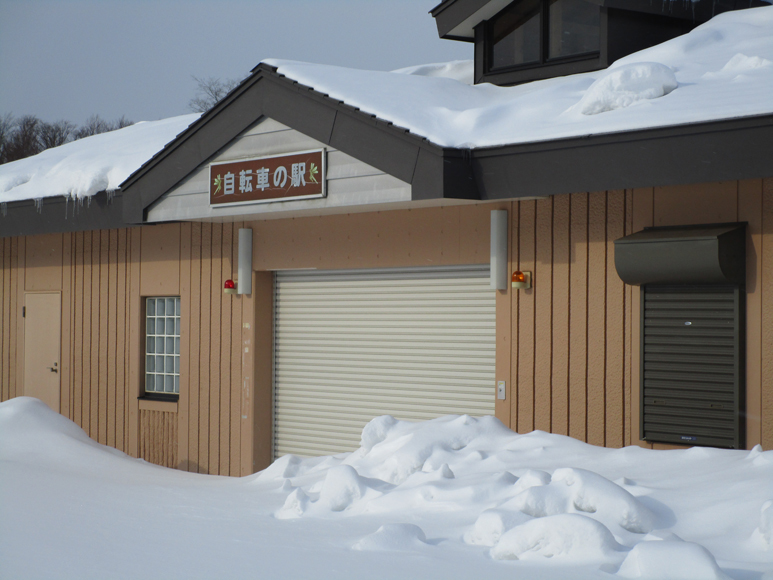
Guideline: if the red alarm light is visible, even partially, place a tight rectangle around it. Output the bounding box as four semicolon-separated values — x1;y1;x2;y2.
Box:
224;279;237;294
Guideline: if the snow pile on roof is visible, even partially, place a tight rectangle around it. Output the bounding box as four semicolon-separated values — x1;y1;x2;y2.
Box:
2;397;770;579
0;114;199;204
392;60;474;85
265;6;773;148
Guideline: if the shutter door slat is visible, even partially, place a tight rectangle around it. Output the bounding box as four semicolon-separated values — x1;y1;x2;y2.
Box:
641;284;742;449
274;265;496;458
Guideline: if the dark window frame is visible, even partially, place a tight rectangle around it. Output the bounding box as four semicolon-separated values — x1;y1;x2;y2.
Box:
485;0;602;75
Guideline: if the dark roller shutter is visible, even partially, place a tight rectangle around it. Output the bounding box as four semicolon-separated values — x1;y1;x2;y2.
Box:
641;285;744;449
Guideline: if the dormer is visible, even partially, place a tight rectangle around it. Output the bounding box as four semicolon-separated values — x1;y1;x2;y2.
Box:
431;0;770;86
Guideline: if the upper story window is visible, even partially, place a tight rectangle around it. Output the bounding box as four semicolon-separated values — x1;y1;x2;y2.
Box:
489;0;600;71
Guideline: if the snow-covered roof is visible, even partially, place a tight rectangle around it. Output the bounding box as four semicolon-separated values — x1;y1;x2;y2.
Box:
3;7;772;208
0;114;199;204
265;6;773;149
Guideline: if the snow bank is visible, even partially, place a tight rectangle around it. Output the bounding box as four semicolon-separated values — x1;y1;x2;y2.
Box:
617;540;731;580
0;114;198;204
490;513;624;563
264;6;773;148
2;397;772;579
352;523;429;552
257;412;773;576
392;60;474;85
574;63;678;115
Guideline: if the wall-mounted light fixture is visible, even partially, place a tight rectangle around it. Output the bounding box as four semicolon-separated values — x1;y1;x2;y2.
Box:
512;270;531;290
490;210;508;290
238;228;253;295
224;279;237;295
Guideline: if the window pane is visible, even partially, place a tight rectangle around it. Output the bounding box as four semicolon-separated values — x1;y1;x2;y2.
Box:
491;0;541;69
145;296;182;397
548;0;599;59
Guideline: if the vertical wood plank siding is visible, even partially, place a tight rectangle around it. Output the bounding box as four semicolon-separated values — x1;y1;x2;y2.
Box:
139;409;178;468
2;180;773;469
510;191;628;446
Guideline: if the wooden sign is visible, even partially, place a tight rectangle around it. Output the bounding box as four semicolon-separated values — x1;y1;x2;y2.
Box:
210;150;325;206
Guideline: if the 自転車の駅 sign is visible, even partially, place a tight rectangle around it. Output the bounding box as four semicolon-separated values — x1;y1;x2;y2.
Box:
210;150;325;206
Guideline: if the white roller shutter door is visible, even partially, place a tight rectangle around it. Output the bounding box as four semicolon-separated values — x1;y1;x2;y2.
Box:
274;265;495;458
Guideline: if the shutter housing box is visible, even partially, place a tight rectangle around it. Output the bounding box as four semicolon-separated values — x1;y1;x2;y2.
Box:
614;223;746;449
614;223;746;286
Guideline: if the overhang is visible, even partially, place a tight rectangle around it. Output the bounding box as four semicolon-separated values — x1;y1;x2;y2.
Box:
614;222;746;286
430;0;767;41
0;191;129;239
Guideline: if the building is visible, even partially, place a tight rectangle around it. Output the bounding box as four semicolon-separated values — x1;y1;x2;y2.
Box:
1;0;771;475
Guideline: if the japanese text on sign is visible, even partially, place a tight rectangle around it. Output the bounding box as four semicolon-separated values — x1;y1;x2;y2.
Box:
210;150;324;206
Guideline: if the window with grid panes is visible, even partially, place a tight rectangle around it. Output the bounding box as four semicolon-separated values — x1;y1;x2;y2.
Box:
145;297;181;395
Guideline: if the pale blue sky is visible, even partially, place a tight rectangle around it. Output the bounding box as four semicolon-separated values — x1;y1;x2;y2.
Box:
0;0;471;125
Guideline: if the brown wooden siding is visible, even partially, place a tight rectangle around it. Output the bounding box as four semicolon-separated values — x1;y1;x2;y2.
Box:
179;221;254;475
1;179;772;471
140;409;178;468
0;237;20;402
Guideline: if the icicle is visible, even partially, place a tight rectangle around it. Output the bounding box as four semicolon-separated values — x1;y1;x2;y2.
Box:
33;198;43;214
87;196;92;208
64;196;69;220
107;189;116;204
0;202;7;217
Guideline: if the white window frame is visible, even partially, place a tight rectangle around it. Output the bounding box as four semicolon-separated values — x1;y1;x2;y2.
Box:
144;296;181;396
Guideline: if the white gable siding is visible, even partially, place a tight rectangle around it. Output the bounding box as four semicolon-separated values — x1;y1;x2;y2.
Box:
147;118;412;222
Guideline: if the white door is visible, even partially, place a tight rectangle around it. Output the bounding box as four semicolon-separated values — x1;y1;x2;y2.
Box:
23;292;61;412
274;265;495;457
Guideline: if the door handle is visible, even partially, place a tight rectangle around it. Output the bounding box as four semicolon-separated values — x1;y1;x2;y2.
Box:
47;362;58;374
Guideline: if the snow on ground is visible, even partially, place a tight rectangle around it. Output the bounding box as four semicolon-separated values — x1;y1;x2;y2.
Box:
1;398;771;580
0;114;199;204
265;6;773;148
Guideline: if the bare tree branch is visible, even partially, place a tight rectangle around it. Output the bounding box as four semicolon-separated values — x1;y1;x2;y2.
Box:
0;113;14;164
4;115;43;162
39;120;76;149
188;75;241;113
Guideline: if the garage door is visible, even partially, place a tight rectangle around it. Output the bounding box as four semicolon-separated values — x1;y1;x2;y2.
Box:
274;265;496;457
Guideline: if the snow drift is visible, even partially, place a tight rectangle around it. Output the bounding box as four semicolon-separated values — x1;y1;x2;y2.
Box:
2;397;772;579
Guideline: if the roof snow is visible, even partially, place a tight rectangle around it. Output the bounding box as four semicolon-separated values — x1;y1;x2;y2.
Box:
2;6;772;206
0;114;199;204
265;5;773;149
